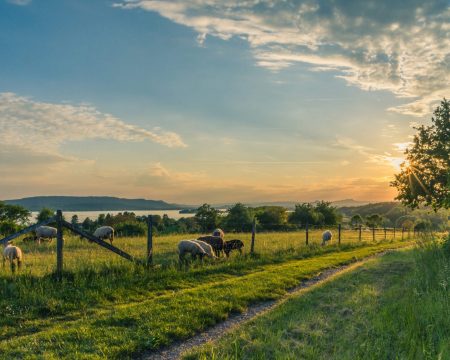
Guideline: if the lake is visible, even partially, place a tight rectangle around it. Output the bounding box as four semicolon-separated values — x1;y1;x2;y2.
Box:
30;210;194;222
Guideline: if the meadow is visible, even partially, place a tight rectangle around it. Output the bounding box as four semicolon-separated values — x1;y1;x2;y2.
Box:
0;230;417;359
187;239;450;359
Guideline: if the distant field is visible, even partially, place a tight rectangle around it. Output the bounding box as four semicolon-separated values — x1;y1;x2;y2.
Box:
0;231;418;359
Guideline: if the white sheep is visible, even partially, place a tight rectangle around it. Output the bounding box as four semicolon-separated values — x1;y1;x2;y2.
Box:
192;239;217;259
35;226;58;243
212;228;225;239
93;226;114;245
322;230;333;246
178;239;209;264
3;243;23;272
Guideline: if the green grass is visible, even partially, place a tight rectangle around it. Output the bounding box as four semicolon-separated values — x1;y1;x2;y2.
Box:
187;238;450;360
0;233;414;359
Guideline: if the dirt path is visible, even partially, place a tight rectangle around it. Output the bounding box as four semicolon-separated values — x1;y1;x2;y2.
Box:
140;249;400;360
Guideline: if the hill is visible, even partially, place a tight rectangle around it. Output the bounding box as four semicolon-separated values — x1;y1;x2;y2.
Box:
3;196;190;211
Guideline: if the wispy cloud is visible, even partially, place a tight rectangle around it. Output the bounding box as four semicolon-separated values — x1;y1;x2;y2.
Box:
0;92;186;154
115;0;450;117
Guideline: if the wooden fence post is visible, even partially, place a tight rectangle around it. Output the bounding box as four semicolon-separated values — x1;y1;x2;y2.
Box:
56;210;64;278
359;225;362;241
338;224;341;245
250;218;256;254
402;227;405;240
372;227;375;242
393;227;396;239
384;227;387;240
305;223;309;246
147;215;153;268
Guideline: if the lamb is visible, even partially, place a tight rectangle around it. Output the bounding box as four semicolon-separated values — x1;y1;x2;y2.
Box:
2;243;23;272
192;239;217;258
178;239;210;264
93;226;114;245
35;226;58;243
212;228;225;239
197;235;224;256
223;239;244;257
322;230;333;246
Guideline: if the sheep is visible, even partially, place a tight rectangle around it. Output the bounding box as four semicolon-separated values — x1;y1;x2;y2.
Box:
93;226;114;245
322;230;333;246
212;228;225;239
178;239;210;265
2;243;23;273
35;226;58;244
223;239;244;257
197;235;224;256
192;239;217;259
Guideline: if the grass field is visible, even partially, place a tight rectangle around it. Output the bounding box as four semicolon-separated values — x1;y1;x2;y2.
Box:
187;239;450;359
0;231;417;359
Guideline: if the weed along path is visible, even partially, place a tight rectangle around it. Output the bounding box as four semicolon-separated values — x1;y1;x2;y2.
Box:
0;241;413;359
141;248;406;360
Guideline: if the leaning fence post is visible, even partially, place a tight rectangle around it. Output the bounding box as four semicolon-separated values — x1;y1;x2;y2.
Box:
338;224;341;245
147;215;153;268
250;218;256;254
372;227;375;241
56;210;64;278
305;223;309;246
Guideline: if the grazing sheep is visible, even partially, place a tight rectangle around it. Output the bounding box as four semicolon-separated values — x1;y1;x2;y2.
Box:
178;239;209;264
192;239;217;258
224;239;244;257
322;230;333;246
212;228;225;239
93;226;114;245
197;235;224;256
35;226;58;243
2;243;23;272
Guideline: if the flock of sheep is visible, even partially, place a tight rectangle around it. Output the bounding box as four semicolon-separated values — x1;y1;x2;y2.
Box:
2;223;334;272
178;228;245;265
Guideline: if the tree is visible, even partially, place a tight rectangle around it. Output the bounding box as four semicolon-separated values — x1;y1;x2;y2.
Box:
71;215;79;227
195;204;219;232
350;214;363;227
366;214;383;227
223;203;253;232
288;203;322;226
0;202;30;225
36;208;55;223
256;206;287;230
314;201;340;225
392;99;450;210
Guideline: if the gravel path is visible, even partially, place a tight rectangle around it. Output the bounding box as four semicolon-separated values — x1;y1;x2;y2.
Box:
140;250;394;360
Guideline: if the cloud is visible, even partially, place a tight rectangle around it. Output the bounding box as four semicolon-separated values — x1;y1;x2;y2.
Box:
7;0;31;5
115;0;450;117
0;92;186;153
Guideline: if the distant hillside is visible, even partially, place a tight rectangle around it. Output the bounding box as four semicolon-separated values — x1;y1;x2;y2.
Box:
214;199;371;210
4;196;190;211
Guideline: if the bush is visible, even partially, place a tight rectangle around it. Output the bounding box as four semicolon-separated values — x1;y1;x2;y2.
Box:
114;222;146;237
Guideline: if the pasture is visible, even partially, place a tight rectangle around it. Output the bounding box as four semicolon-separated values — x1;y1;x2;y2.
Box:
0;230;417;359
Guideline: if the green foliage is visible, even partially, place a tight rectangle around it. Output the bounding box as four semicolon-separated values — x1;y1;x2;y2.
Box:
223;203;253;232
350;214;363;226
195;204;219;232
0;220;21;236
288;203;322;226
255;206;287;230
392;99;450;210
365;213;384;227
0;201;30;225
115;221;146;237
36;207;55;222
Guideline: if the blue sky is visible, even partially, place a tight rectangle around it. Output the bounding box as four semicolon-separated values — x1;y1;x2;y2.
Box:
0;0;448;203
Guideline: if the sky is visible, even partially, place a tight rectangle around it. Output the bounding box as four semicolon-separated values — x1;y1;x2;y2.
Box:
0;0;449;204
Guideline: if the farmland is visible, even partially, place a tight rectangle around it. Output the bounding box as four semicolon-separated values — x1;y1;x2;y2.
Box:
0;230;417;359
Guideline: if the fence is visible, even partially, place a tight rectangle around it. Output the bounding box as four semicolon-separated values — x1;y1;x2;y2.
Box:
1;213;423;277
0;210;155;278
